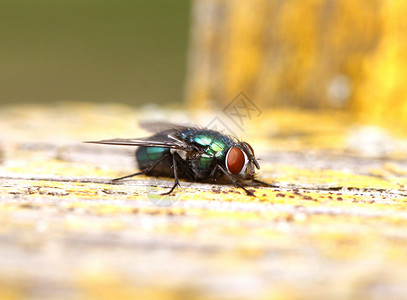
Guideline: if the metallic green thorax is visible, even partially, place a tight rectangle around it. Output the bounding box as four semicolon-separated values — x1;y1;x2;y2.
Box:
193;134;229;158
185;130;234;178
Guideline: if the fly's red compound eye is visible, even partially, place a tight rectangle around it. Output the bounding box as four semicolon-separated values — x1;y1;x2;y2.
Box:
226;147;246;174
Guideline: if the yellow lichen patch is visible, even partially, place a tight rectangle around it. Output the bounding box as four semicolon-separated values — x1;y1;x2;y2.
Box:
270;165;398;190
382;163;407;177
0;284;21;300
78;267;197;300
4;159;119;178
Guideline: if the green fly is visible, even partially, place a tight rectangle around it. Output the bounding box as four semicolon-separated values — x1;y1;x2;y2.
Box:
86;122;273;196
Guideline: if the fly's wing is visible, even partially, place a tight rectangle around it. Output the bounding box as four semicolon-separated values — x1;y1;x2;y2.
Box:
139;121;197;134
85;131;194;151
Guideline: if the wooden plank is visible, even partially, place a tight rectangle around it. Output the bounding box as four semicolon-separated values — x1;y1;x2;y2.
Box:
1;103;407;299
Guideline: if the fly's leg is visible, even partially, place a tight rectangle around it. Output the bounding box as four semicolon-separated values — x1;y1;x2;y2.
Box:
252;178;279;188
113;152;186;195
215;165;255;197
112;153;171;182
161;153;181;195
112;172;144;182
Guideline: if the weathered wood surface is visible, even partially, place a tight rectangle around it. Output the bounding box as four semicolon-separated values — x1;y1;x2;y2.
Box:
186;1;407;132
1;103;407;299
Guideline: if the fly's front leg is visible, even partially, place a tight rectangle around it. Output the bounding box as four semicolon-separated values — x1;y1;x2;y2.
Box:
215;165;255;197
252;178;279;188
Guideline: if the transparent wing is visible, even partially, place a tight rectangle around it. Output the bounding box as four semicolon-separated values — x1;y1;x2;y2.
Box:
85;135;193;151
139;120;197;133
86;121;203;151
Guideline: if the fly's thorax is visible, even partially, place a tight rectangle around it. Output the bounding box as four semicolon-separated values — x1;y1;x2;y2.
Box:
225;142;260;179
187;130;232;158
192;132;232;178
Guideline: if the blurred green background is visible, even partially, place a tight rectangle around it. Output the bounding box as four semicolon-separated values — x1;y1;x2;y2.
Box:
0;0;190;106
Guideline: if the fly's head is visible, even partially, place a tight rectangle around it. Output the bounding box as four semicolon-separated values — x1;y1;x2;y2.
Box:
225;142;260;180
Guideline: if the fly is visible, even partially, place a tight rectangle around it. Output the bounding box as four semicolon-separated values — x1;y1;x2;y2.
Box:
86;121;274;196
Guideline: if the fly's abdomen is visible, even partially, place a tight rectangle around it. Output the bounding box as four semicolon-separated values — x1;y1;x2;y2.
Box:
136;146;173;176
